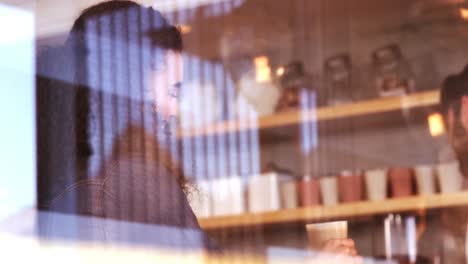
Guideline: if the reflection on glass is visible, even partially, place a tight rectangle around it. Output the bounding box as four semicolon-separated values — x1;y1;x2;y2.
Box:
3;0;468;263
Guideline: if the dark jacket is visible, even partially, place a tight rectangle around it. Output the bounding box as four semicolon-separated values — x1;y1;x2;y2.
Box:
44;125;219;252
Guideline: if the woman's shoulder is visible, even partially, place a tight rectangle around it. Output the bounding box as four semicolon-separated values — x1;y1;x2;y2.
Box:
45;179;105;217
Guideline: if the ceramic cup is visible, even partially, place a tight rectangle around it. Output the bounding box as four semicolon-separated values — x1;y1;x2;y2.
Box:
414;165;436;195
437;162;463;193
297;177;320;207
388;167;414;198
280;181;298;209
319;177;339;206
365;169;388;201
338;171;363;203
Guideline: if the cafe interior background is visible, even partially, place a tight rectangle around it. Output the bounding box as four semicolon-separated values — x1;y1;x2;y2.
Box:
2;0;468;263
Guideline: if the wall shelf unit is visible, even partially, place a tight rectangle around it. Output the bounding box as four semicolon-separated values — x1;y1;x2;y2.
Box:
178;90;440;141
199;191;468;230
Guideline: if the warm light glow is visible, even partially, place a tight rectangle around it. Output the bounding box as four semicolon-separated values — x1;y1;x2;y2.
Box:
178;24;192;34
428;113;445;137
276;67;285;77
254;56;271;83
460;8;468;20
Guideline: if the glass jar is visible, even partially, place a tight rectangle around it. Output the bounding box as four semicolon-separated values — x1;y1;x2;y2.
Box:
371;44;416;98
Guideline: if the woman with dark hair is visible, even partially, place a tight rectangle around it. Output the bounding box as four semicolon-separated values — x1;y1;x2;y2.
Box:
36;0;218;251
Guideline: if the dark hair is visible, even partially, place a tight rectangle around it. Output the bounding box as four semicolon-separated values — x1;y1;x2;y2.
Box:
36;1;188;203
67;0;182;53
440;65;468;118
67;0;183;157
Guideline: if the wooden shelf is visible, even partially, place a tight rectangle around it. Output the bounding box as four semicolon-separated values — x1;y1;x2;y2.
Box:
178;90;440;139
199;191;468;230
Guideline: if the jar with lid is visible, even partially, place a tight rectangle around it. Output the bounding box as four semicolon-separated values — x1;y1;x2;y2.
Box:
324;54;361;106
371;44;415;98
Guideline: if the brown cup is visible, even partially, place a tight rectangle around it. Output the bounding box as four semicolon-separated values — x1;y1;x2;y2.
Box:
297;177;320;207
388;167;414;198
338;172;363;203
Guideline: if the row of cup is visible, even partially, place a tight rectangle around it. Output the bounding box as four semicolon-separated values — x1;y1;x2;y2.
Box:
190;172;290;217
291;161;464;208
294;172;363;207
365;162;464;201
189;162;463;217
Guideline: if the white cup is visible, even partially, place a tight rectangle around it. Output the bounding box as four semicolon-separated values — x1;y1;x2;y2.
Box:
437;162;463;193
365;169;388;201
319;177;338;206
414;165;435;195
306;221;348;250
280;181;298;209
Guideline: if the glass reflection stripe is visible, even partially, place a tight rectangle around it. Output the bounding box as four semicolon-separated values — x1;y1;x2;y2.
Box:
181;54;194;181
193;79;207;182
96;15;106;186
169;5;179;223
226;77;238;177
215;62;227;178
299;89;318;154
100;11;119;185
249;110;260;176
204;60;217;184
190;11;208;183
178;0;194;187
112;10;123;170
108;10;124;221
84;15;100;178
138;5;149;222
237;99;250;180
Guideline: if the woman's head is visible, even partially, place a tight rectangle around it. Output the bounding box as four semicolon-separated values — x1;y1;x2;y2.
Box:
68;0;183;122
66;1;191;192
37;1;193;210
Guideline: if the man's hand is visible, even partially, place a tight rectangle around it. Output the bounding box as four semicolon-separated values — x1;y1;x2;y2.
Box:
308;239;362;264
321;238;358;256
